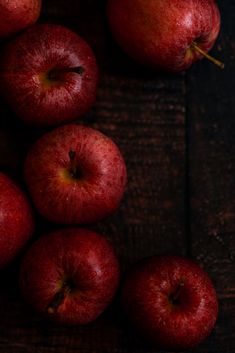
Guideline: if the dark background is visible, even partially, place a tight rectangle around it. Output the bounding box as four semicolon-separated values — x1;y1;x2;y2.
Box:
0;0;234;352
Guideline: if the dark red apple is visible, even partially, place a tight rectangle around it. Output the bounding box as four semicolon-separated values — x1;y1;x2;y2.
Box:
19;228;120;324
0;24;98;127
0;0;41;38
24;124;127;224
107;0;224;72
0;172;34;269
121;255;218;351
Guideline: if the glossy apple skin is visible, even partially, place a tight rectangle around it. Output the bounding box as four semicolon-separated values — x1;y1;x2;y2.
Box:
24;124;127;224
121;255;218;351
0;24;98;127
19;228;120;324
0;173;34;269
0;0;41;38
107;0;221;72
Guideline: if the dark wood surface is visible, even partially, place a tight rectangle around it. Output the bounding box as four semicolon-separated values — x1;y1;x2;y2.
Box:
0;0;234;352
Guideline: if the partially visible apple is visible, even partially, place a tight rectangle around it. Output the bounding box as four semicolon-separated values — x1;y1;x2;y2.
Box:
0;0;41;38
0;172;34;269
107;0;223;72
121;255;218;351
24;124;127;224
0;24;98;127
19;228;120;324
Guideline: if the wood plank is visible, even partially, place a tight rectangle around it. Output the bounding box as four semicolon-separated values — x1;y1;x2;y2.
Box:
187;0;235;351
0;1;186;353
187;0;235;295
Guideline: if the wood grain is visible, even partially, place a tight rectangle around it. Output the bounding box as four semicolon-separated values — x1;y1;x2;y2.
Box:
186;1;235;352
187;0;235;296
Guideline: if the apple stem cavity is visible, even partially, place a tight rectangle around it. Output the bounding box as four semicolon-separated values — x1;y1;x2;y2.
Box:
48;66;85;81
192;42;224;69
69;150;79;179
47;283;71;314
170;281;185;304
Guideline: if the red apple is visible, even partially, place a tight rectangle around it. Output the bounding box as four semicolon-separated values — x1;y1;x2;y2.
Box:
24;124;127;224
0;24;98;127
0;172;34;269
0;0;41;38
107;0;223;72
19;228;120;324
121;255;218;351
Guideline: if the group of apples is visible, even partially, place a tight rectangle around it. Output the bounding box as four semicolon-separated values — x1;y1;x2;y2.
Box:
0;0;223;351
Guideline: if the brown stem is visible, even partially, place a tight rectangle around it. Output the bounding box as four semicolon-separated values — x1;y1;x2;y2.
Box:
48;66;85;80
47;285;71;314
192;42;224;69
171;281;185;302
69;150;77;178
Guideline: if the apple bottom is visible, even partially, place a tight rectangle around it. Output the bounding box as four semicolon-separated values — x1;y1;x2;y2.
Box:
19;228;120;325
121;255;218;351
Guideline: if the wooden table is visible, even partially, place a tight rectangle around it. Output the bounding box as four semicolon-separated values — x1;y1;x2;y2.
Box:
0;0;234;352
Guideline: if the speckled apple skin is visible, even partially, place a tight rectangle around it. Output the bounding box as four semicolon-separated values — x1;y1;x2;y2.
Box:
0;24;98;127
121;255;218;351
24;124;127;224
107;0;221;72
0;0;41;38
0;173;34;268
19;228;120;325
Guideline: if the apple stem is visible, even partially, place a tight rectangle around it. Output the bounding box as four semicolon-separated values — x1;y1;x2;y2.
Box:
48;66;85;80
192;42;224;69
172;281;185;302
69;150;77;178
47;285;71;314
